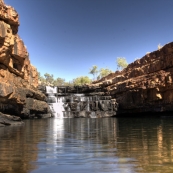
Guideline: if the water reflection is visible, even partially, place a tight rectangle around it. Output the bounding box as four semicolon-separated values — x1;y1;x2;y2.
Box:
0;117;173;172
0;121;43;173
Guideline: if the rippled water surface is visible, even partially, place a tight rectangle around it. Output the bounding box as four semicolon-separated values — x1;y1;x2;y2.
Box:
0;117;173;173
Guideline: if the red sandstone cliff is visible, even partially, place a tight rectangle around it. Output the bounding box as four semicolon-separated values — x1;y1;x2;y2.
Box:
0;2;38;88
0;2;50;118
91;42;173;114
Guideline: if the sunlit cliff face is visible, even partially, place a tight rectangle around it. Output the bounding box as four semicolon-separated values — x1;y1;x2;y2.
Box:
10;8;17;17
0;2;39;88
0;0;4;5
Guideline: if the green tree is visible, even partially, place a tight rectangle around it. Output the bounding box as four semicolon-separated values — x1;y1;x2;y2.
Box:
73;76;92;86
44;73;54;85
53;77;66;86
38;72;46;85
38;72;41;80
116;57;128;70
89;65;98;80
99;68;112;78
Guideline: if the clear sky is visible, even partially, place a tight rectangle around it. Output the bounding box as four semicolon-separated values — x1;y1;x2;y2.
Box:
5;0;173;81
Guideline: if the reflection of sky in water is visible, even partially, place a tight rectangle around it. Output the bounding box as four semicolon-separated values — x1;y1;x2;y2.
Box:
32;119;137;173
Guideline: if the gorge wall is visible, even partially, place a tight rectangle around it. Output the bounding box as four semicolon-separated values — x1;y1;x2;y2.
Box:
1;0;172;119
0;1;50;121
91;42;173;115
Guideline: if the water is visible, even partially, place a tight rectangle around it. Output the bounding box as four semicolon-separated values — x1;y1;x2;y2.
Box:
0;117;173;173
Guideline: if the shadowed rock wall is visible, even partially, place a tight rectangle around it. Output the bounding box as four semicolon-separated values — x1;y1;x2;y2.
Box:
91;42;173;115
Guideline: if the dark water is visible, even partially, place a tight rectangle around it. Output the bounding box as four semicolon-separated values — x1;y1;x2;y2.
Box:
0;117;173;173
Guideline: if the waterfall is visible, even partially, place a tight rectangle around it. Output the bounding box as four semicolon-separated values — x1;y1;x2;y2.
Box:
46;86;57;93
45;86;117;118
56;97;65;118
47;97;65;119
46;86;64;118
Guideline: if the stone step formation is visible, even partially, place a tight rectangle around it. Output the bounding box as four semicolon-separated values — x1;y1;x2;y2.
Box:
44;86;118;118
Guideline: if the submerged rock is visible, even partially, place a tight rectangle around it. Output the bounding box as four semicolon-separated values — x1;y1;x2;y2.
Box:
0;112;24;127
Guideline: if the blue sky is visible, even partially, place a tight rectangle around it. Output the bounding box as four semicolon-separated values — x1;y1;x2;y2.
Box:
5;0;173;81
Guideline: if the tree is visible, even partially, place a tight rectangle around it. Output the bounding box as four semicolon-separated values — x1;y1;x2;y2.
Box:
158;43;163;50
38;72;41;79
89;65;98;80
44;73;54;85
116;57;128;70
73;76;92;86
53;77;66;86
99;68;112;78
38;72;46;85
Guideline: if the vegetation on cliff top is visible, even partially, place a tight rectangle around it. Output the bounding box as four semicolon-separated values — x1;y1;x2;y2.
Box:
38;73;91;86
39;57;128;86
116;57;128;70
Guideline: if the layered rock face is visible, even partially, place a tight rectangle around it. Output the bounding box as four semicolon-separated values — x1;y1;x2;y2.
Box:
0;1;50;120
92;42;173;114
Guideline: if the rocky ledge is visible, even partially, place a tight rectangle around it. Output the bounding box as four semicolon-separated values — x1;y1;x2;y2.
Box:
0;1;50;120
91;42;173;115
0;112;24;127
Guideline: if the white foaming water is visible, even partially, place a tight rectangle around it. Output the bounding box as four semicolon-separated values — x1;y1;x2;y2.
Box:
73;94;85;97
46;86;65;118
46;86;57;93
49;97;65;118
56;97;65;118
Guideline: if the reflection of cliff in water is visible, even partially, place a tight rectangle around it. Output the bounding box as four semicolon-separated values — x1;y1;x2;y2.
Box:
0;120;50;173
115;118;173;172
1;118;173;172
63;118;173;172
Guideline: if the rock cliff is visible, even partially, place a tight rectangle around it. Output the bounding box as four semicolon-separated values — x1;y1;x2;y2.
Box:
91;42;173;115
0;1;50;121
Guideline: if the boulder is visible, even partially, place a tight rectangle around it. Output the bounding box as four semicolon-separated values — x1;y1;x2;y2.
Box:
0;112;24;127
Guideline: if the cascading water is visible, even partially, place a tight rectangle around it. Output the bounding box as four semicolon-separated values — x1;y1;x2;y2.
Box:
57;97;65;118
46;86;64;118
45;86;118;118
46;86;57;93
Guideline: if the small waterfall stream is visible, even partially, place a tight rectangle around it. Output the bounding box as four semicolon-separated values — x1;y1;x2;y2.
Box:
46;86;64;118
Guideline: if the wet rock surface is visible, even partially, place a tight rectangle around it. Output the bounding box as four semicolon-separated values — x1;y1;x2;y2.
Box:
62;95;118;118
